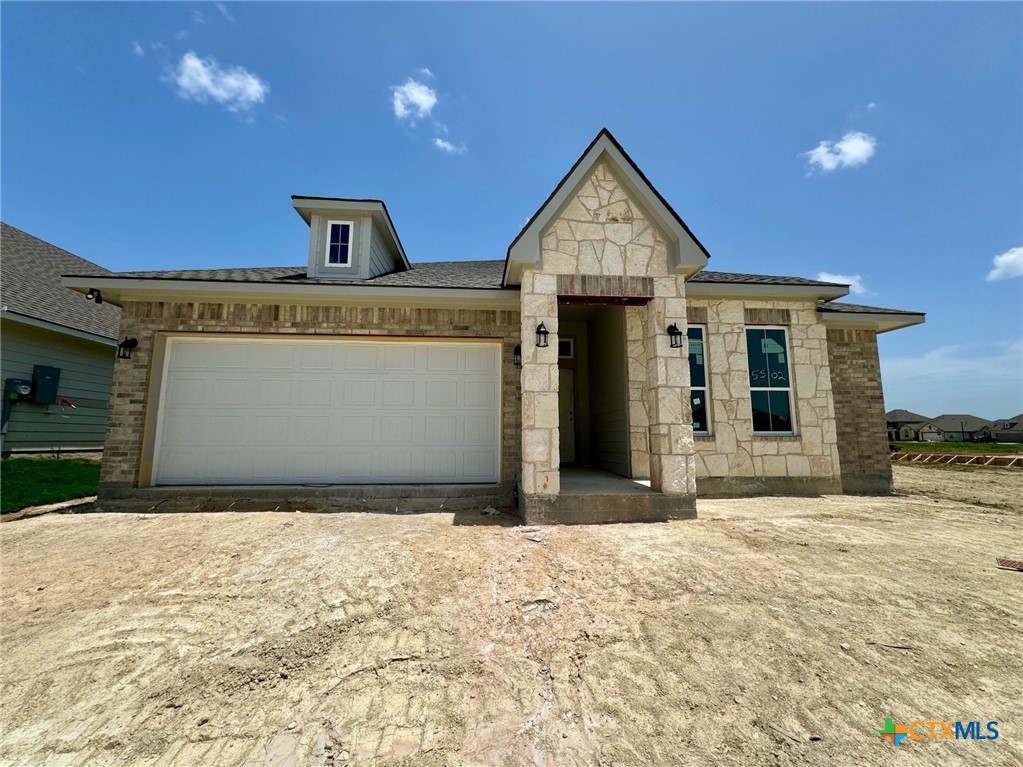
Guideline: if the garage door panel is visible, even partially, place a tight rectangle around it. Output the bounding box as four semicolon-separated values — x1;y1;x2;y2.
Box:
155;339;500;485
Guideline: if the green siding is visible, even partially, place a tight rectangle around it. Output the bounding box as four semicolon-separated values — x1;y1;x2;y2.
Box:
0;319;115;451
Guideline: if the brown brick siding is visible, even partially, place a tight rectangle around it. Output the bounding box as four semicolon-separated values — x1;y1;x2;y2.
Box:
101;301;521;492
826;328;893;494
744;308;791;325
555;274;653;299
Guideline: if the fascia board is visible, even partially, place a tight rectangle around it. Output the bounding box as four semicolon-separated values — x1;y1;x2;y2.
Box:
61;276;519;310
818;310;926;333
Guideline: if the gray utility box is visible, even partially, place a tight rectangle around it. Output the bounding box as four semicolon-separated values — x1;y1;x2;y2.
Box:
32;365;61;404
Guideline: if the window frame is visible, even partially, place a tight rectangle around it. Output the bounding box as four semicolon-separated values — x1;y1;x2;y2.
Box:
324;220;355;267
687;324;710;435
745;324;796;436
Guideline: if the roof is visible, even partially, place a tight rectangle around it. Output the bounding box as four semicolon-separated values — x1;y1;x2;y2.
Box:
986;415;1023;430
817;301;924;316
74;260;856;292
929;414;993;432
886;409;930;423
290;196;410;270
1;222;121;340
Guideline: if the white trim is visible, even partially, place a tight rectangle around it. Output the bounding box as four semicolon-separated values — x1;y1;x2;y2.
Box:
819;310;925;333
324;220;354;267
745;324;796;437
0;309;118;346
557;337;575;359
687;324;710;435
687;281;848;301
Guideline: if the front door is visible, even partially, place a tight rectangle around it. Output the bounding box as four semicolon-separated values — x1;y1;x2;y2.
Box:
559;368;576;464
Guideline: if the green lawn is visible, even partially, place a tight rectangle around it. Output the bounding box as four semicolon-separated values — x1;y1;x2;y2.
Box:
894;441;1023;455
0;458;101;514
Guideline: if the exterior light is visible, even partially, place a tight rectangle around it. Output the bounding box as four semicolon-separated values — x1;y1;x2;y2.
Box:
85;288;103;304
667;323;683;348
535;323;549;348
513;344;522;367
116;337;138;360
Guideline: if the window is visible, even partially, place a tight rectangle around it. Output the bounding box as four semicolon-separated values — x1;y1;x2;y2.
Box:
558;338;575;359
688;325;709;434
745;327;794;434
325;221;353;266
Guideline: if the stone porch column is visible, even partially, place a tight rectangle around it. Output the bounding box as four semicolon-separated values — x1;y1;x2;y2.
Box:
644;277;697;495
519;271;560;497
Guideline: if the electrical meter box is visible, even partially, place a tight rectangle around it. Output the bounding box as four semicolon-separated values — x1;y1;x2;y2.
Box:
4;379;33;402
31;365;61;404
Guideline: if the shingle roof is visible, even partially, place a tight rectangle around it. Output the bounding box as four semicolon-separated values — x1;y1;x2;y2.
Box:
929;414;992;432
1;222;121;340
817;301;924;316
886;409;930;423
988;415;1023;430
70;260;853;291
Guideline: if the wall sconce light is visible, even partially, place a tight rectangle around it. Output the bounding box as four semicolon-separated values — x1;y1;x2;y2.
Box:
535;323;549;348
85;288;103;304
666;323;684;348
513;344;522;367
116;337;138;360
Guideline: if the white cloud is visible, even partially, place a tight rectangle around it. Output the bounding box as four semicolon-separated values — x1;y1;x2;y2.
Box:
169;52;269;112
986;246;1023;282
801;131;877;173
131;41;145;58
434;138;467;154
391;78;437;124
215;2;234;21
866;102;877;111
418;67;434;79
192;10;206;24
817;272;870;295
882;340;1023;420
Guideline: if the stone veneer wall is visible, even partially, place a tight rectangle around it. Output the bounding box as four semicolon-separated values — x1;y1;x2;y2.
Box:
520;160;695;500
687;297;842;496
100;301;521;495
826;328;893;494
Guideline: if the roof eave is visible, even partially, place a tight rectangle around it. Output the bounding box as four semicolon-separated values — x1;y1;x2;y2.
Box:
818;309;926;333
687;282;849;301
0;307;118;345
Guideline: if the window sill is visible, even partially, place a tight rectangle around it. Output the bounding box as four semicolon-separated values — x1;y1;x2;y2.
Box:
753;433;799;440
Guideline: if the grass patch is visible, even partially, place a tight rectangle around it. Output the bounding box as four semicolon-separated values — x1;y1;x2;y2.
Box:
894;441;1023;454
1;458;100;514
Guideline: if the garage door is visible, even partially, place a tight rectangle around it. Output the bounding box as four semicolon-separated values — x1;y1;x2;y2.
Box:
153;337;501;485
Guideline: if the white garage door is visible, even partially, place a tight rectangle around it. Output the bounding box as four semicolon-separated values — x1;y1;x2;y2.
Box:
154;337;501;485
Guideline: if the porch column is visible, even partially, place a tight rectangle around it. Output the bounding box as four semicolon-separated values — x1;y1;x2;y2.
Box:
520;270;560;497
644;277;697;495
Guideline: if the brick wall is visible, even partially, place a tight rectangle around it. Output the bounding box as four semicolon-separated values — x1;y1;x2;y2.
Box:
826;328;893;494
101;301;521;494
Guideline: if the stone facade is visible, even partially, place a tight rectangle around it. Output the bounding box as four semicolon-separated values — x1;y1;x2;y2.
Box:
826;328;894;494
100;301;521;498
519;161;696;509
687;298;843;496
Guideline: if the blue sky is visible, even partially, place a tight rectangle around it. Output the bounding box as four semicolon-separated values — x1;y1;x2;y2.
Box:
3;2;1021;418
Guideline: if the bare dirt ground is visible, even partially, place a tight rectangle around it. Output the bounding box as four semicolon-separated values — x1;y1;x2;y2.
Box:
2;464;1021;767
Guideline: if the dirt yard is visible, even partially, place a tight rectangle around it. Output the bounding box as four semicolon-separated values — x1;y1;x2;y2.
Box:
2;464;1021;766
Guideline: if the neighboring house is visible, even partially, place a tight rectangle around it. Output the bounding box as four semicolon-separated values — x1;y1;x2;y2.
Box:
886;409;929;441
979;415;1023;443
1;223;122;454
63;129;925;522
929;414;992;442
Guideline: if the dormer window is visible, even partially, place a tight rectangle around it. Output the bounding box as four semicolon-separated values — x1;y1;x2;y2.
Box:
325;221;353;266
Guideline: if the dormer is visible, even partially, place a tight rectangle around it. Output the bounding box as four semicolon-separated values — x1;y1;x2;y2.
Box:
292;196;410;280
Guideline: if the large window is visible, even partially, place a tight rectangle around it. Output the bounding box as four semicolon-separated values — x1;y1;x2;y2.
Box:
745;327;794;434
688;326;709;434
325;221;353;266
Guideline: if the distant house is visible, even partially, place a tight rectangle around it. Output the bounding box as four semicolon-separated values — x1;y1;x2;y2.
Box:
979;415;1023;443
929;414;992;442
0;223;121;454
886;409;929;441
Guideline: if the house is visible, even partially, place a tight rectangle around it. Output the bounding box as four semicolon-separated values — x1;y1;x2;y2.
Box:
886;409;929;441
928;414;992;442
1;223;122;454
62;129;925;522
979;415;1023;443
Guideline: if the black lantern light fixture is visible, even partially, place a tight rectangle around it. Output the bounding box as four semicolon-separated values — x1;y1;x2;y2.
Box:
116;337;138;360
535;322;549;348
513;344;522;367
666;323;684;349
85;288;103;304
